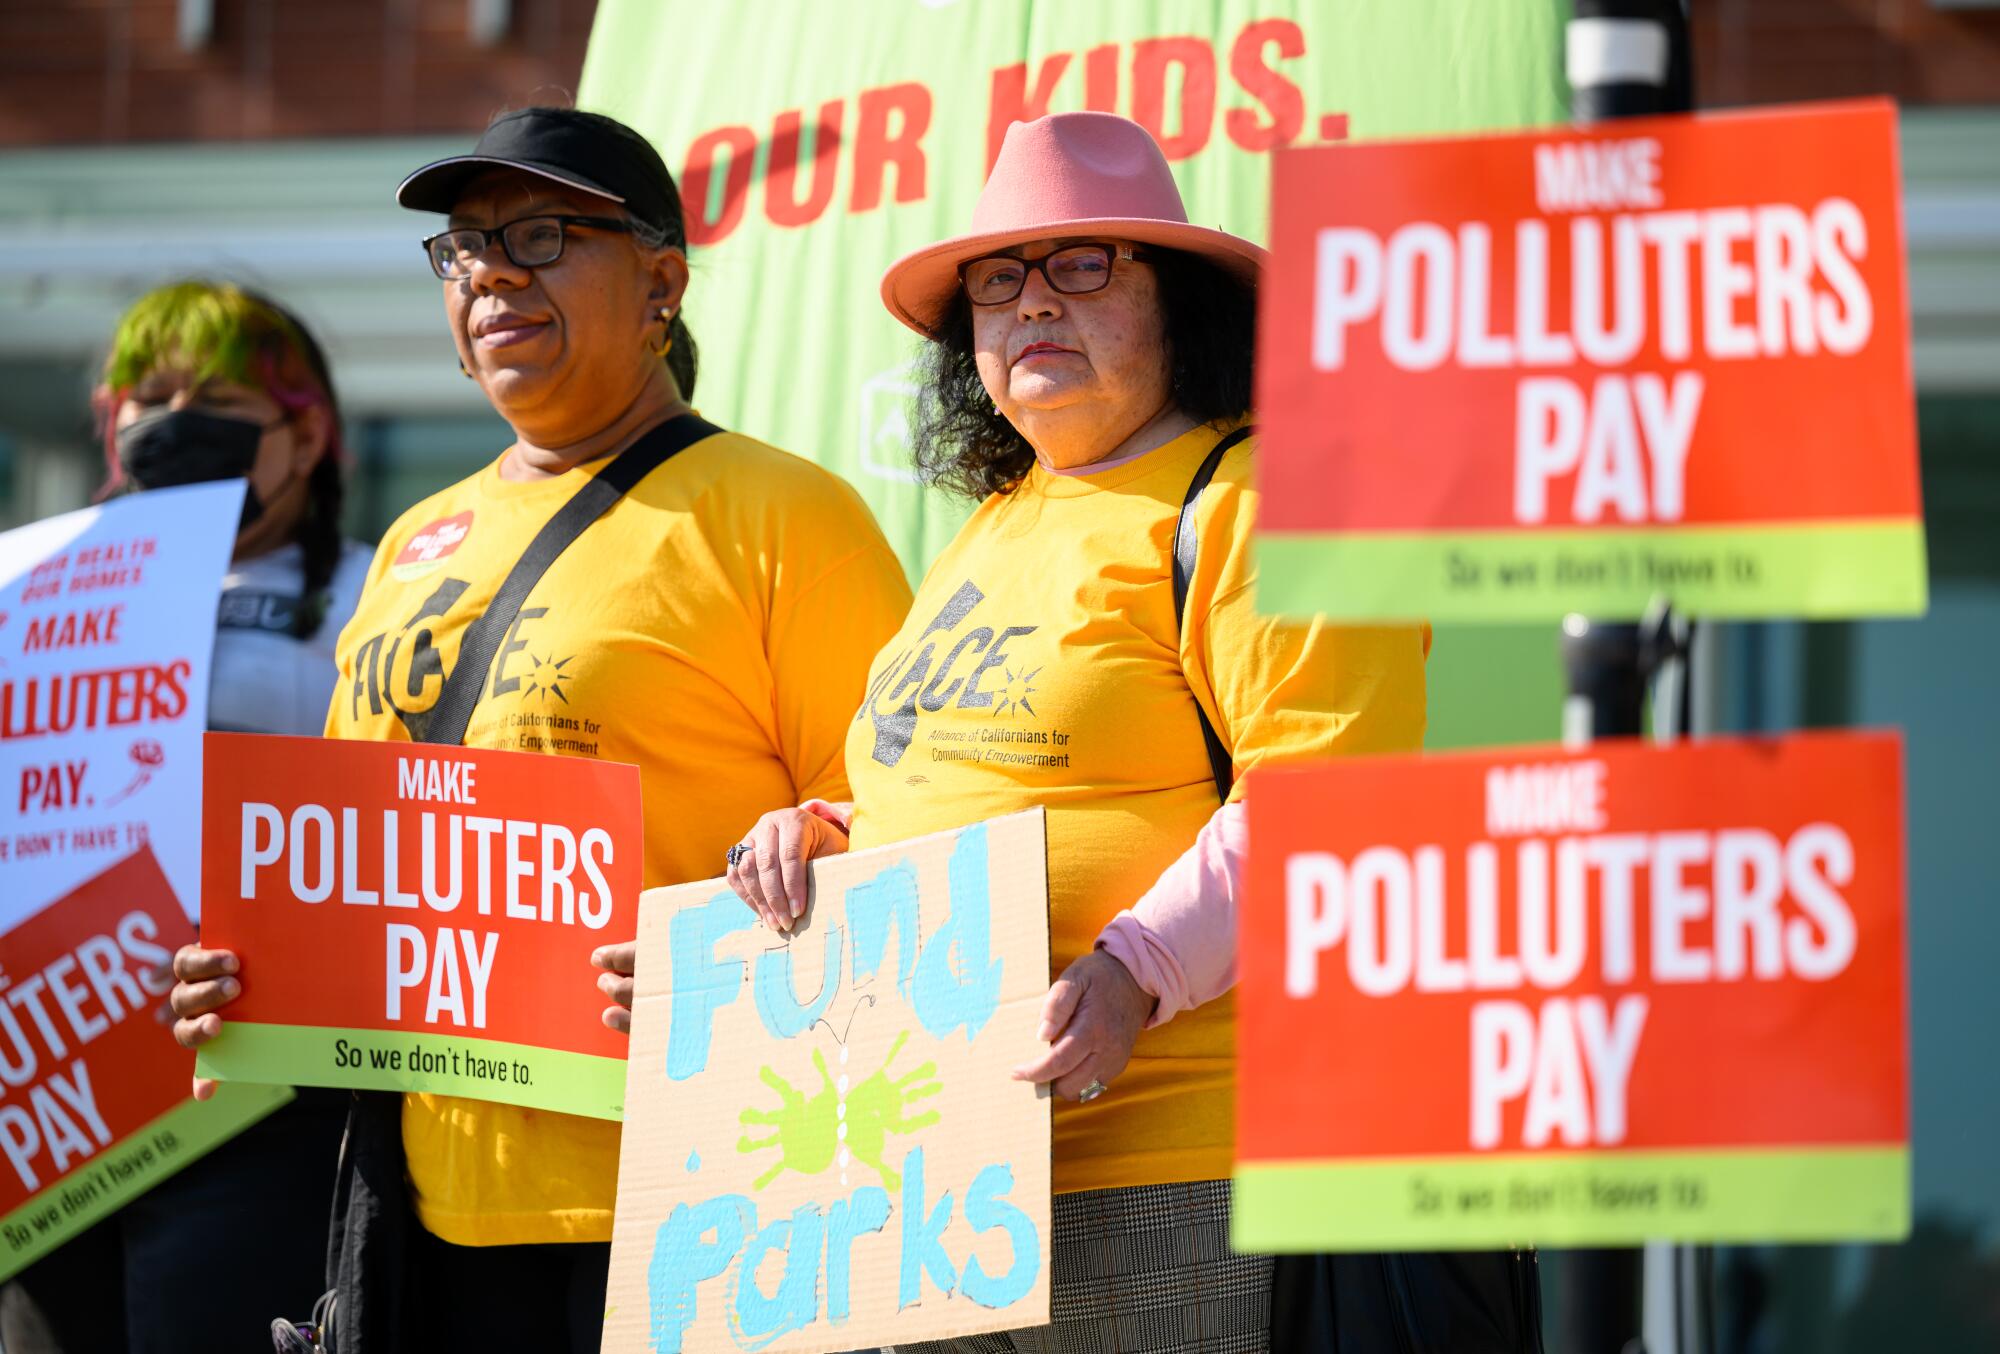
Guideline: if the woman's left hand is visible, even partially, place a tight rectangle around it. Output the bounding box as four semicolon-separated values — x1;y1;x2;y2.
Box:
1012;950;1156;1101
592;941;637;1034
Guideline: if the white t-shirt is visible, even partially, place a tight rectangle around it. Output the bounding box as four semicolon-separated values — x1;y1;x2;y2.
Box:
209;539;370;736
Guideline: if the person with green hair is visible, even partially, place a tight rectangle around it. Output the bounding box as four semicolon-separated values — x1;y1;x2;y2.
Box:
0;280;369;1354
102;279;366;672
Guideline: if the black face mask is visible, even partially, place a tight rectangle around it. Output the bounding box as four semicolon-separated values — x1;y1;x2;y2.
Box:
115;406;271;529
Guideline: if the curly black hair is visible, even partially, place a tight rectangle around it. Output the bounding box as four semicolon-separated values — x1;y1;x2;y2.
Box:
908;247;1257;500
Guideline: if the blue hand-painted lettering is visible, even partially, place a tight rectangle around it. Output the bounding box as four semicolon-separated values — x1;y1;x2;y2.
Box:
734;1203;827;1349
911;824;1003;1041
666;889;759;1080
754;925;843;1039
897;1146;959;1309
824;1186;892;1323
647;1193;753;1353
846;863;920;996
960;1163;1040;1309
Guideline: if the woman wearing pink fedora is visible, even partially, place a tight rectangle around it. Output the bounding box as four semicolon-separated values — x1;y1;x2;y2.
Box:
727;112;1461;1350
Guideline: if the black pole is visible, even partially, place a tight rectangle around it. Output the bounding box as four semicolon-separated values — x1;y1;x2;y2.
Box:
1551;6;1692;1352
1549;622;1649;1354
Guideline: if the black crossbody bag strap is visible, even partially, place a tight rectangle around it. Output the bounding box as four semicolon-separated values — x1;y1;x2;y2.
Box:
421;412;722;747
317;412;719;1354
1172;423;1253;806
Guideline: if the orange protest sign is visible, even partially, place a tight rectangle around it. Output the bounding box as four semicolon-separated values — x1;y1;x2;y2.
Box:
0;848;289;1280
1255;99;1925;621
195;733;642;1119
1235;732;1909;1250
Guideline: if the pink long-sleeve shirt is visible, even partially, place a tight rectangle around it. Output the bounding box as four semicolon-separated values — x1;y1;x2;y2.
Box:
1095;800;1244;1027
1020;450;1246;1026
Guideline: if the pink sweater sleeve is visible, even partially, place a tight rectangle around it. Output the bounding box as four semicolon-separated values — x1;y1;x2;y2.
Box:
1095;799;1246;1028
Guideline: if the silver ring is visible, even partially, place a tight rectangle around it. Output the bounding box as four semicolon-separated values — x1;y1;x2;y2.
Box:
726;843;751;868
1078;1079;1108;1104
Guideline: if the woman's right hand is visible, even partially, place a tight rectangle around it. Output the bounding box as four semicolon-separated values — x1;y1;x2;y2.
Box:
170;945;242;1101
727;808;850;932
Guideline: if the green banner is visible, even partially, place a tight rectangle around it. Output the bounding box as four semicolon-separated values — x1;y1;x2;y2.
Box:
1257;518;1931;622
579;0;1568;576
1234;1145;1910;1252
197;1024;627;1121
0;1083;292;1282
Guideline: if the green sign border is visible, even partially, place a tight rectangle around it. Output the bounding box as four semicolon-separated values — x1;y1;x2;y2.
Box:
197;1024;627;1122
1255;519;1928;622
0;1082;293;1282
1234;1144;1909;1251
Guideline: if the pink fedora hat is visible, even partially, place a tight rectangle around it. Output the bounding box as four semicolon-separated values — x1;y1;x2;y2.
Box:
881;111;1266;337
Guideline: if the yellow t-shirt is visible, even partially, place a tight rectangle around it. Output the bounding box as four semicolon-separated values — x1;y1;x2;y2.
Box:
324;426;912;1246
844;421;1428;1194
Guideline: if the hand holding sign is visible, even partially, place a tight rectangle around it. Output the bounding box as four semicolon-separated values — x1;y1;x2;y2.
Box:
727;803;854;931
591;940;639;1035
167;944;241;1100
1011;950;1155;1103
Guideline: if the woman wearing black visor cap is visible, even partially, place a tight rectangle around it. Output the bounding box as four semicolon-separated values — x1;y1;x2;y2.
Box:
167;108;911;1353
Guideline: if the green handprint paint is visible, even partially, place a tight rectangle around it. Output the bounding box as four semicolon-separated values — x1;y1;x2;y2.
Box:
737;1032;942;1191
844;1031;943;1188
737;1052;839;1188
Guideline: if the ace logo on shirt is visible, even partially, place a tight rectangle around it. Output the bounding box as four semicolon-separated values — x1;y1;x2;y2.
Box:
342;576;597;756
857;580;1072;778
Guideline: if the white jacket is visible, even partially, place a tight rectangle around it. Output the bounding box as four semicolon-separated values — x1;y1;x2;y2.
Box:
209;539;371;736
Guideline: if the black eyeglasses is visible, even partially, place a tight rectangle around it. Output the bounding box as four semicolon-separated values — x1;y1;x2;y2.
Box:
959;243;1151;307
421;214;632;280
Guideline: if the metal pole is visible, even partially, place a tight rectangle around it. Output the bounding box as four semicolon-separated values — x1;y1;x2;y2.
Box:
1552;5;1693;1352
1550;612;1649;1354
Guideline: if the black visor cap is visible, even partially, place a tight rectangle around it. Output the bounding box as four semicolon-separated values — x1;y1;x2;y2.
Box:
396;107;685;247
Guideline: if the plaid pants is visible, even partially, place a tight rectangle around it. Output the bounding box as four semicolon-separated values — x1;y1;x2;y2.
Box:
888;1179;1272;1354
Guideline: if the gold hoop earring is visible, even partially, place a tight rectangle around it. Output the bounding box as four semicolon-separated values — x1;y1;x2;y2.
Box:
648;307;675;358
458;360;475;380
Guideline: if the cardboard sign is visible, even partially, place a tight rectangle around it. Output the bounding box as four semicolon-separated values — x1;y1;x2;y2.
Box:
1255;99;1925;622
1235;732;1908;1251
0;848;290;1281
0;481;243;924
195;732;643;1119
604;810;1051;1354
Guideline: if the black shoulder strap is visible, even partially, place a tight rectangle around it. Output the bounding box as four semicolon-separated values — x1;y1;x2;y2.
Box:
1174;424;1253;804
421;413;722;747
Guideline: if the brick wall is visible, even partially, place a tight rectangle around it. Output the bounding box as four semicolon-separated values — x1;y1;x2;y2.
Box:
1694;0;2000;107
0;0;596;145
4;1;1998;149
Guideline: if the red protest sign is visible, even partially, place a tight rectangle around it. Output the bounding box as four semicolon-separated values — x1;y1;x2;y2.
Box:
1255;99;1924;621
196;733;642;1119
1235;732;1909;1250
0;848;289;1280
